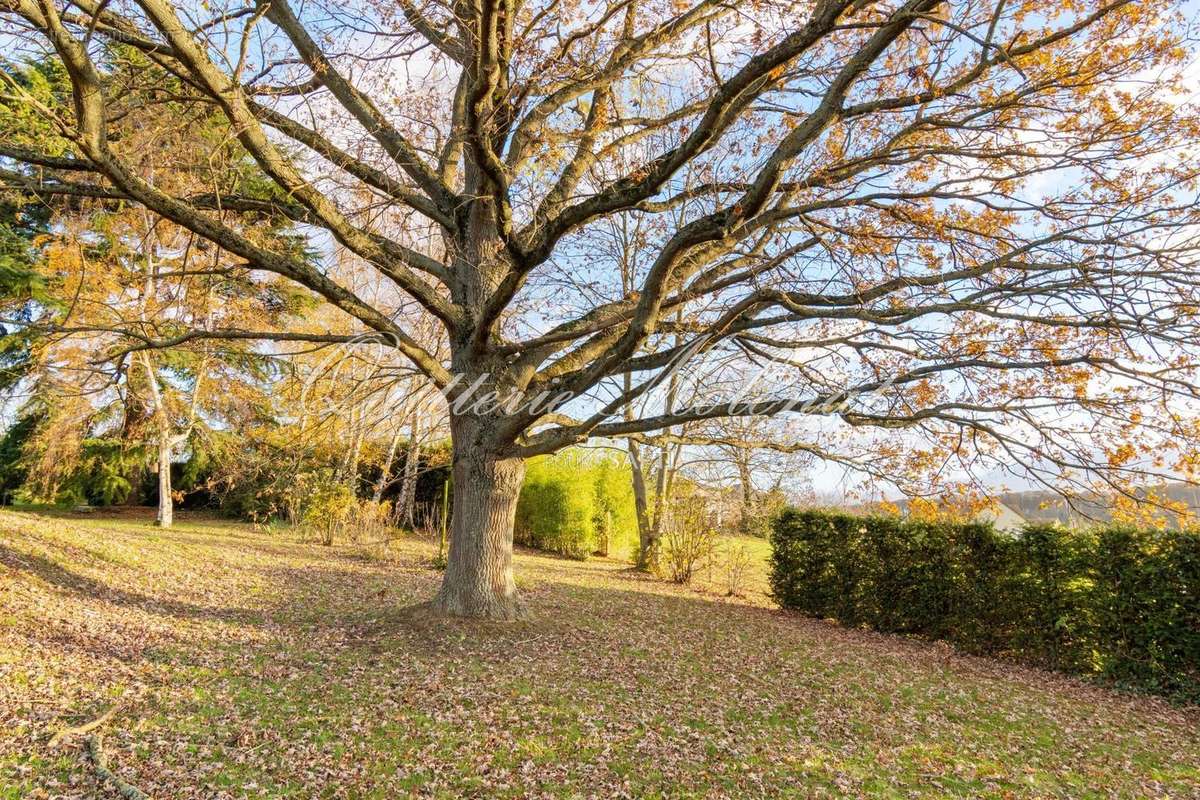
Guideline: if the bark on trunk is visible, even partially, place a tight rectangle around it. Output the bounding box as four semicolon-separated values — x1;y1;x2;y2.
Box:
395;414;422;527
634;344;681;569
628;442;657;570
431;418;526;620
372;422;404;504
155;435;173;528
341;407;364;490
737;453;754;535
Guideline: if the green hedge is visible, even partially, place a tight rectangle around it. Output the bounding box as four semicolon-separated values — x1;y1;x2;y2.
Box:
769;509;1200;702
515;449;636;559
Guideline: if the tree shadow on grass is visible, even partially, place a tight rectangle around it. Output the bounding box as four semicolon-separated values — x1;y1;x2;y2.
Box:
9;507;1189;720
8;518;1197;743
0;542;257;624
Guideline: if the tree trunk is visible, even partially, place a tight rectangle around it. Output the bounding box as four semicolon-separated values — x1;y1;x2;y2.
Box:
155;434;173;528
395;414;422;527
651;446;671;529
737;452;754;535
431;417;526;620
629;441;657;570
341;406;364;490
373;421;404;503
635;342;681;568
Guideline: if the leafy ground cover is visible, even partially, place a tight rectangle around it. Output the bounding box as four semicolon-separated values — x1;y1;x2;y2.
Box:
1;508;1197;798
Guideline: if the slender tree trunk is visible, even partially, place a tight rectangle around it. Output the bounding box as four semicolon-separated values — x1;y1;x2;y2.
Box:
140;348;175;530
624;360;658;569
629;442;656;569
431;416;526;620
736;451;754;535
652;446;670;524
155;432;173;528
396;414;423;526
636;335;681;567
373;421;405;503
342;406;365;490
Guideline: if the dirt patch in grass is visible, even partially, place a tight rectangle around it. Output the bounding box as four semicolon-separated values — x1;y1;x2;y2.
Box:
1;509;1197;798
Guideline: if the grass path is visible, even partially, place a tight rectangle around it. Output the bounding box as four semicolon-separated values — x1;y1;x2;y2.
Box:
1;508;1197;798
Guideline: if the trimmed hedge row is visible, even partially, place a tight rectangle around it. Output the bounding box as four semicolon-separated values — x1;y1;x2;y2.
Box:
769;509;1200;702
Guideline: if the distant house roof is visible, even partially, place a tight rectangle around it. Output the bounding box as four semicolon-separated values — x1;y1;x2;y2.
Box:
996;481;1200;529
973;501;1027;533
850;480;1200;530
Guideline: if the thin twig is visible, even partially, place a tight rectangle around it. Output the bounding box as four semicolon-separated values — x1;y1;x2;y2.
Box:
47;703;120;748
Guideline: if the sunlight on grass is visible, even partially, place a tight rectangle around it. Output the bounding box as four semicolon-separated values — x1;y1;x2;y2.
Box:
1;509;1197;798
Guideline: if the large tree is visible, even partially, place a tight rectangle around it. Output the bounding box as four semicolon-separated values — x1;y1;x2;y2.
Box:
0;54;313;521
2;0;1200;617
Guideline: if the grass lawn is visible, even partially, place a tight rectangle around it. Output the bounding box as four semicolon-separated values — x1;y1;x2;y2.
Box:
1;508;1197;798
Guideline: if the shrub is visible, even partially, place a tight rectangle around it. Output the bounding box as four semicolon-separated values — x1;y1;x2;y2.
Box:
591;455;636;556
515;449;637;559
348;498;393;544
1089;526;1200;696
658;498;717;584
516;452;597;559
720;539;754;596
769;509;1200;702
0;412;38;502
302;477;356;546
5;429;146;508
201;429;354;523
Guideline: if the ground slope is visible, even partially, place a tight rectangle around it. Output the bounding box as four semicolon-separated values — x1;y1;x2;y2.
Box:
1;509;1197;799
